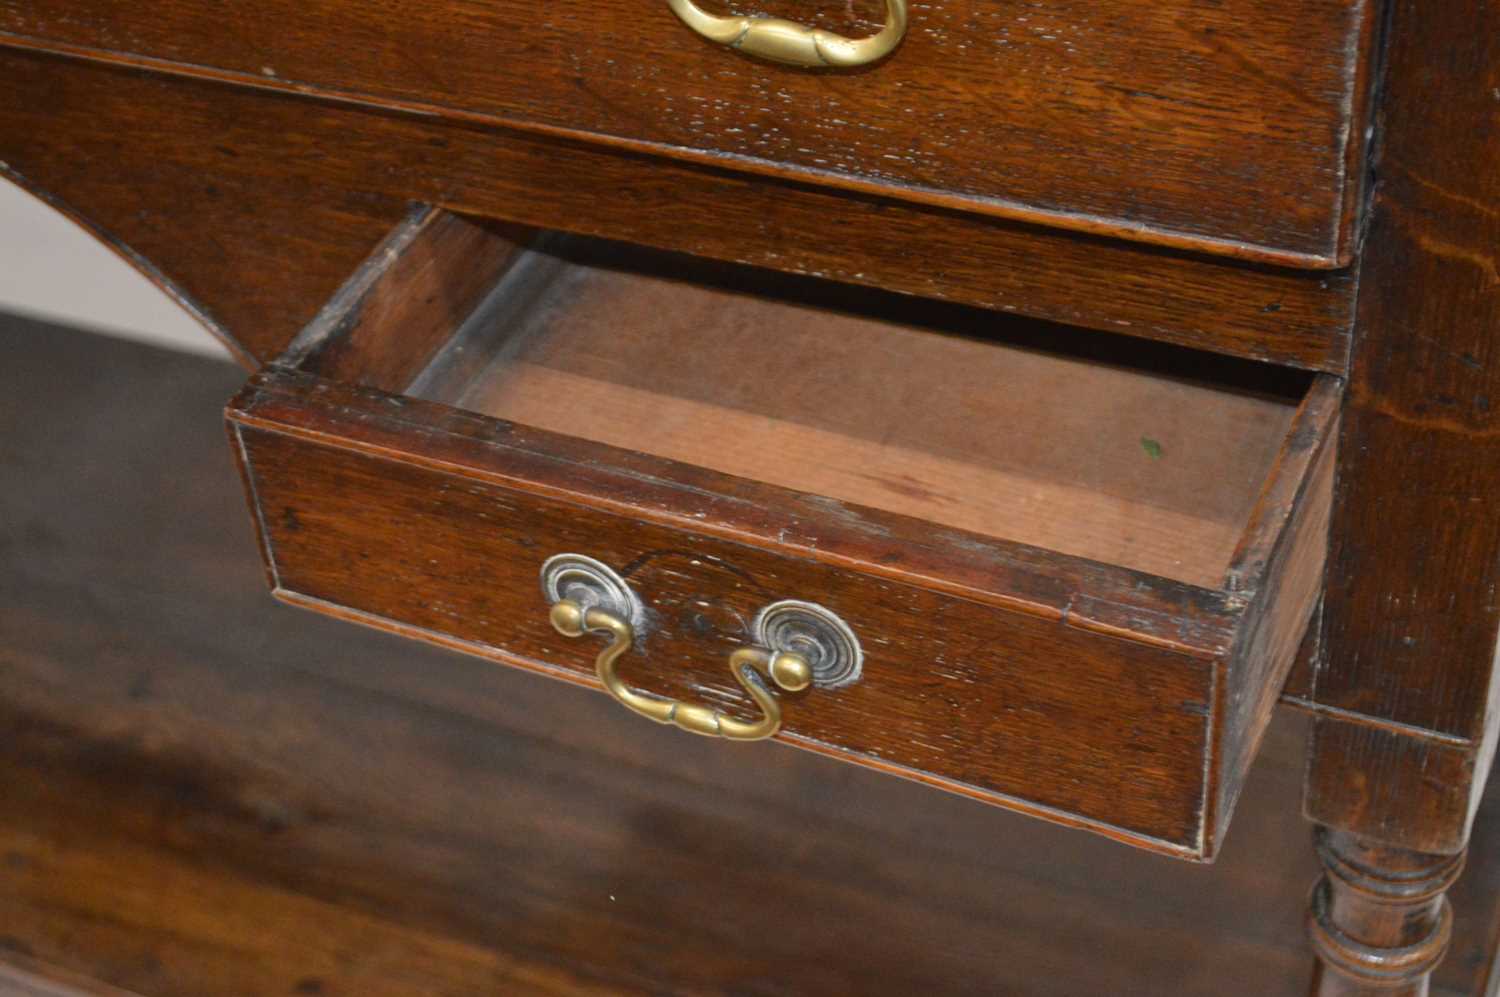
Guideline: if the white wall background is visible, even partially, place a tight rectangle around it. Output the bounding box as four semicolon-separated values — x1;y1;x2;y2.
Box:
0;180;227;358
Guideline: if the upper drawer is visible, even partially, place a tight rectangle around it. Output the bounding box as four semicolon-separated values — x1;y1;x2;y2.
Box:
226;208;1338;860
1;0;1374;265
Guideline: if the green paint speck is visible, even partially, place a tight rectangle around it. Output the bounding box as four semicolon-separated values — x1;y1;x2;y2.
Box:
1141;437;1164;459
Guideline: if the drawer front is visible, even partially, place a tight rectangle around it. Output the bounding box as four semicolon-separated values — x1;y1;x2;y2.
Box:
233;421;1215;853
2;0;1373;264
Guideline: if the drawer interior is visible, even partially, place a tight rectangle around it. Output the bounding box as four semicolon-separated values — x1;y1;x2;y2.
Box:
399;233;1310;588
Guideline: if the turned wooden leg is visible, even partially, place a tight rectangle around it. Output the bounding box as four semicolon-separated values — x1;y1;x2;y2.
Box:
1307;826;1466;995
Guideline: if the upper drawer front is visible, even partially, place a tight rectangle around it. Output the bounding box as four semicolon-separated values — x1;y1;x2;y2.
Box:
0;0;1372;264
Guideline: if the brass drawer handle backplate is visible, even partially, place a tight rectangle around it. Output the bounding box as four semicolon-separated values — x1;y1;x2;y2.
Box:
541;554;862;741
665;0;908;68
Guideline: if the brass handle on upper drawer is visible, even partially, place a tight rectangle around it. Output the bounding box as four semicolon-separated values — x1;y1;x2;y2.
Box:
665;0;908;68
540;554;863;741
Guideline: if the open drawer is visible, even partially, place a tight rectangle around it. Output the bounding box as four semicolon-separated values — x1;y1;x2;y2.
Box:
227;207;1339;860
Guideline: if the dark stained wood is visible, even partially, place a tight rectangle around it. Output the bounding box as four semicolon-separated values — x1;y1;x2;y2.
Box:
249;419;1226;851
224;209;1337;858
0;166;255;369
0;61;409;367
233;368;1240;654
1305;0;1500;855
1308;828;1466;996
0;0;1376;266
0;48;1358;372
1445;789;1500;997
0;0;1497;985
12;316;1500;997
289;208;531;394
1306;719;1481;858
1282;602;1322;706
1214;382;1339;837
8;318;1500;996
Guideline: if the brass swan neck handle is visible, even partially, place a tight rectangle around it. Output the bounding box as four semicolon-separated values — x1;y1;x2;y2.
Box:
665;0;909;69
549;598;812;740
539;553;862;741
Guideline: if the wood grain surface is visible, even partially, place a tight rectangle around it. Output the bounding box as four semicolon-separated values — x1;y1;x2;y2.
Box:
289;209;532;394
1308;829;1468;996
0;52;411;367
1303;0;1500;856
2;316;1497;996
226;208;1336;857
233;418;1224;853
1214;382;1339;842
0;0;1375;264
0;48;1357;371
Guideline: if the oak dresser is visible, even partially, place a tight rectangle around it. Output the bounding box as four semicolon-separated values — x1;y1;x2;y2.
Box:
1;0;1496;992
